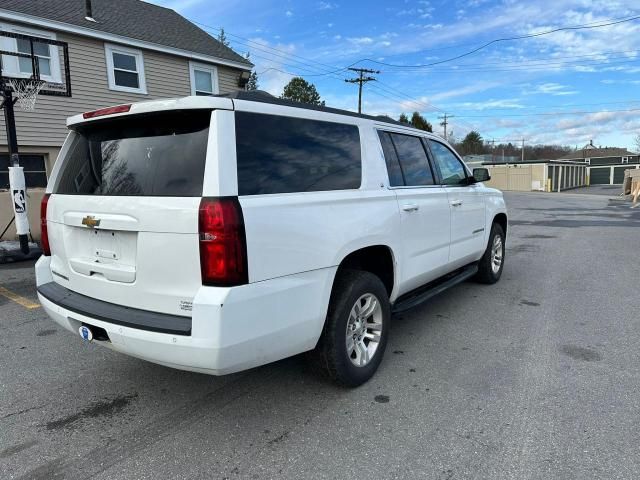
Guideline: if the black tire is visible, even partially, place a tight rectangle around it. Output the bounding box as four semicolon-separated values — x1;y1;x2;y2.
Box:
309;269;390;387
475;222;505;284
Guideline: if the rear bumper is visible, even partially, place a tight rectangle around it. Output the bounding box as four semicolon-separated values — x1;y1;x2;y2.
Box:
37;282;192;336
35;256;336;375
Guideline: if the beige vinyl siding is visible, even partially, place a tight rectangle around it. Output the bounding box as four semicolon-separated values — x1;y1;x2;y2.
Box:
0;28;243;148
218;67;241;93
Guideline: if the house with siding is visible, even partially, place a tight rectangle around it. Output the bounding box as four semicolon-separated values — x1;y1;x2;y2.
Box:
0;0;252;184
0;0;251;241
558;141;640;185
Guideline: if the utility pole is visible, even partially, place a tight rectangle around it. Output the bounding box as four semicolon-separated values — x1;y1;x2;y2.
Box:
344;68;379;114
491;139;495;163
438;113;454;140
521;138;525;162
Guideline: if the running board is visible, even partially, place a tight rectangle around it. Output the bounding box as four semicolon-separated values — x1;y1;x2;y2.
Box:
392;264;479;314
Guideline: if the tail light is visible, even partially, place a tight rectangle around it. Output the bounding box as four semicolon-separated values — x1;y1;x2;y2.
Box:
198;197;248;286
82;104;131;119
40;193;51;256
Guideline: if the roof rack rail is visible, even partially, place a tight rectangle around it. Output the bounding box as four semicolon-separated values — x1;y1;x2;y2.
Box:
215;90;404;126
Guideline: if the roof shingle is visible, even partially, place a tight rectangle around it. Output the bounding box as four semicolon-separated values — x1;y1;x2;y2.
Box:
559;147;637;160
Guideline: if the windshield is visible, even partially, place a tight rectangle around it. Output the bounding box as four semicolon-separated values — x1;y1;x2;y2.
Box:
54;110;211;197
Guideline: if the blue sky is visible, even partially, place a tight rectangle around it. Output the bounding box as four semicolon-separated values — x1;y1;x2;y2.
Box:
151;0;640;150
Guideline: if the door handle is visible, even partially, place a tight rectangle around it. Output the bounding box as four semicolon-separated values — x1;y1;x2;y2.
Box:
450;200;463;207
402;203;419;212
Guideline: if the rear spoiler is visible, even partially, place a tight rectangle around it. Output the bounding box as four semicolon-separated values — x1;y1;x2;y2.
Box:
67;96;234;127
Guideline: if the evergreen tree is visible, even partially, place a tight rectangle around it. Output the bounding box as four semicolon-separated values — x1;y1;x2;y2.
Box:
281;77;325;106
410;112;433;132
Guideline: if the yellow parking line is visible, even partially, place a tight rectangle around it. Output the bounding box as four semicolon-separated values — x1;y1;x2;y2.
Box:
0;286;41;309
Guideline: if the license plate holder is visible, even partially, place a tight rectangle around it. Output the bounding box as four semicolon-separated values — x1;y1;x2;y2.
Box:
92;229;120;260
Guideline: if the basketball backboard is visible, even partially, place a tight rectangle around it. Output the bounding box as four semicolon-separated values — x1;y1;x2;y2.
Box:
0;30;71;98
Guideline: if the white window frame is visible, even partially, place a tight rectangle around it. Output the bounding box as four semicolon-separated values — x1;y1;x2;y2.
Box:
585;158;590;165
622;156;629;164
189;61;219;96
104;43;147;94
0;22;61;83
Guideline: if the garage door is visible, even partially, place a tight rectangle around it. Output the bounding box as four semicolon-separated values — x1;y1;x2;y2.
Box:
507;165;532;191
589;167;611;185
613;166;636;184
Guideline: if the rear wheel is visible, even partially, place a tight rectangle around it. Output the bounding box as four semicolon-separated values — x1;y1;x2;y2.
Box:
309;270;390;387
475;222;505;284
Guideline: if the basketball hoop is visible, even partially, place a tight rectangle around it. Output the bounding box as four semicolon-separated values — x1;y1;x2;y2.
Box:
6;78;46;111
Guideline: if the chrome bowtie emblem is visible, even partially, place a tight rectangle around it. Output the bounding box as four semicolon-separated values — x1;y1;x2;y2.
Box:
81;215;100;228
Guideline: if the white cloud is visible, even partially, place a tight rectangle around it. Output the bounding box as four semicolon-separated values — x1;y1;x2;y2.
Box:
285;10;293;17
347;37;374;45
524;83;578;96
428;82;502;101
454;99;526;110
317;1;337;10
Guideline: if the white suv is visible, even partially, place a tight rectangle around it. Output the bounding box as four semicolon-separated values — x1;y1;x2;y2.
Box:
36;91;507;386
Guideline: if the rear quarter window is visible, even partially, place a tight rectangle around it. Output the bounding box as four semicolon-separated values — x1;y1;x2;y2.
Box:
235;112;362;195
54;110;211;197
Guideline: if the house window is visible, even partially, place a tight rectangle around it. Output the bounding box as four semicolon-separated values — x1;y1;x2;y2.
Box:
105;44;147;94
1;154;47;189
585;158;590;165
0;23;61;83
622;157;629;164
189;62;218;96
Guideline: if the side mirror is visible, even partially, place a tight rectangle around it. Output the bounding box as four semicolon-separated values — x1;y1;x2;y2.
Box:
473;168;491;183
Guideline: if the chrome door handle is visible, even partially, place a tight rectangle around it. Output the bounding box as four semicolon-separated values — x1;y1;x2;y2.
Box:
450;200;463;207
402;203;419;212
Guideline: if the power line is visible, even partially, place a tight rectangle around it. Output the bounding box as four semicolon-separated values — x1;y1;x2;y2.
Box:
378;55;640;73
450;107;640;118
193;21;348;76
195;19;640;78
350;14;640;68
370;82;485;132
392;57;640;73
444;99;640;113
189;19;640;140
391;48;640;69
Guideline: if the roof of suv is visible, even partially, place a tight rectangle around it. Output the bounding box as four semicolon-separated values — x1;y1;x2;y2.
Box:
218;90;406;127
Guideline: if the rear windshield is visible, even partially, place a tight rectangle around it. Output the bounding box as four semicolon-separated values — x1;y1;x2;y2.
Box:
54;110;211;196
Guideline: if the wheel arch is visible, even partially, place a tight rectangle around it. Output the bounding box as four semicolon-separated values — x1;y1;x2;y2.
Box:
493;212;508;237
335;245;396;298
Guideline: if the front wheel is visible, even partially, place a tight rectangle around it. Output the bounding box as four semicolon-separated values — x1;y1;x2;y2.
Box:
309;270;390;387
475;223;505;284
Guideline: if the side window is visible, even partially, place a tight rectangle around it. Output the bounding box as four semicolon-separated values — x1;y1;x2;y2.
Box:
235;112;361;195
389;133;434;186
428;140;468;186
377;131;404;186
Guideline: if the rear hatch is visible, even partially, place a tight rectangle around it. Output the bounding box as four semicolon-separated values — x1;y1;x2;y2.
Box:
46;109;212;317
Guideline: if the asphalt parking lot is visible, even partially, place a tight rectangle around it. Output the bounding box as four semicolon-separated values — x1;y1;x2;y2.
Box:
2;190;640;480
